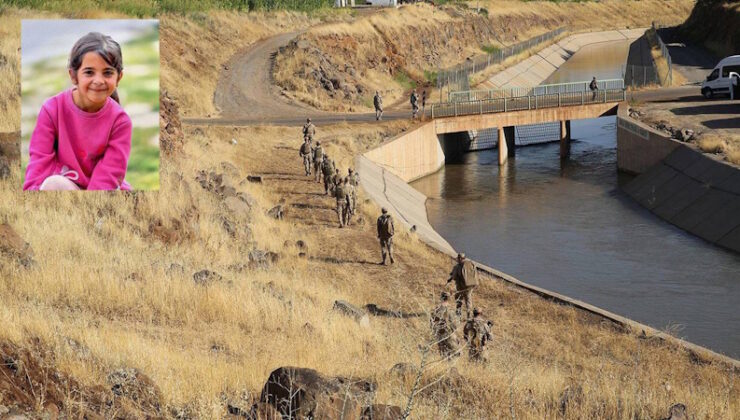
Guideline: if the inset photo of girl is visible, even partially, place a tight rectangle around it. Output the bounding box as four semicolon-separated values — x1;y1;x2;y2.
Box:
21;20;159;191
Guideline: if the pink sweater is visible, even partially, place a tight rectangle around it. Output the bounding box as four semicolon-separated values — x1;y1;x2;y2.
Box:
23;88;132;191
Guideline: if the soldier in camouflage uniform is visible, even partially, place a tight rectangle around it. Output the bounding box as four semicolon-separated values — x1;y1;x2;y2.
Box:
463;308;493;362
348;168;359;215
334;177;349;228
376;208;395;265
343;177;355;226
410;89;419;119
299;137;312;176
321;156;335;195
312;141;324;183
446;253;478;319
373;91;383;121
303;117;316;142
430;292;460;359
331;168;342;192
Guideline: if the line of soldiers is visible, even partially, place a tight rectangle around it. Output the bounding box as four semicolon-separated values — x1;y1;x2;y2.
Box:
372;89;427;121
298;118;360;228
430;253;492;362
301;118;489;361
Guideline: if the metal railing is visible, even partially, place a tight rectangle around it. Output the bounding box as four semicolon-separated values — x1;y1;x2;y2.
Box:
448;79;624;102
623;64;660;88
435;27;567;96
430;89;625;119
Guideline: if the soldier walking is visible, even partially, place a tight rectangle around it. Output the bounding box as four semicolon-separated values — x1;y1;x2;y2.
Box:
463;308;492;362
312;141;323;183
430;292;460;359
299;137;312;176
376;208;395;265
410;89;419;119
321;156;335;195
334;177;349;228
348;168;359;215
303;117;316;142
373;91;384;121
446;253;478;319
343;177;355;226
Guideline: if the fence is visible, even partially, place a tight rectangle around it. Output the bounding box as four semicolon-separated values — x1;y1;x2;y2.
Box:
623;64;660;88
431;89;625;119
435;27;567;98
651;22;673;86
449;79;624;102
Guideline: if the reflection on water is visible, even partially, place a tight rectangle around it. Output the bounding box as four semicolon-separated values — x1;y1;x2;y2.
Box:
411;39;740;357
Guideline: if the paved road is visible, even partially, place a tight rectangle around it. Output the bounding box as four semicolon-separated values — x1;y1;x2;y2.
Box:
657;28;718;85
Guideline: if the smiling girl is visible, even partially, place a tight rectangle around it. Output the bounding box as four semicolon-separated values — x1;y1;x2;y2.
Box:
23;32;132;191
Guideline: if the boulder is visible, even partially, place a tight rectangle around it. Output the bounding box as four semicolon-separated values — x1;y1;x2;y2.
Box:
661;403;687;420
260;367;376;420
193;269;222;286
106;368;162;414
246;175;263;183
249;249;280;270
0;223;34;267
333;300;370;328
267;205;284;220
246;402;281;420
361;404;403;420
224;196;251;216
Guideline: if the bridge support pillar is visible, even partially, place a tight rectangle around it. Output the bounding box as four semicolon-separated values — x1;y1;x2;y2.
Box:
498;126;516;166
560;120;571;159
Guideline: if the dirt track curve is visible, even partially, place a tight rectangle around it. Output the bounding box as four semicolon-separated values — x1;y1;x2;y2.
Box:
194;31;702;128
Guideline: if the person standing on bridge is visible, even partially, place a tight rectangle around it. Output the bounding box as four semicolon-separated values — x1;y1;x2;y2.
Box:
446;253;478;319
303;117;316;142
589;76;599;101
410;89;419;119
374;91;383;121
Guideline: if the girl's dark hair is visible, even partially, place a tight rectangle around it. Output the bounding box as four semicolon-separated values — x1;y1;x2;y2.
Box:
68;32;123;104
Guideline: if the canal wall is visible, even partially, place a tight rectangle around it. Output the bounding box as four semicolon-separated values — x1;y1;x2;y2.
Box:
617;106;740;253
359;116;739;369
483;28;647;89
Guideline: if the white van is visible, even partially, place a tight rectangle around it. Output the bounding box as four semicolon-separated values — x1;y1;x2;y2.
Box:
701;55;740;99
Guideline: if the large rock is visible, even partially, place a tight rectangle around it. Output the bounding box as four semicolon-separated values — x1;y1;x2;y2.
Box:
361;404;403;420
0;223;34;267
333;300;370;328
160;90;183;156
260;367;376;420
106;368;162;415
661;403;687;420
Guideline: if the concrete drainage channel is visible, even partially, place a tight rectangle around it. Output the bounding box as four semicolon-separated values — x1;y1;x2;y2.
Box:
356;27;740;368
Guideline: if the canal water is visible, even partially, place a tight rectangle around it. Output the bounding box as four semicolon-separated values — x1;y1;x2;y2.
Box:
411;39;740;357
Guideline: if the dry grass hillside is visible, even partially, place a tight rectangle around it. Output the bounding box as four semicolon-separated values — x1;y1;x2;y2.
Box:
681;0;740;57
273;0;696;112
1;3;739;420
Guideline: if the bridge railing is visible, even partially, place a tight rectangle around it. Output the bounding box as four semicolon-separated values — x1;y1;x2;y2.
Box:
448;79;625;102
430;89;625;119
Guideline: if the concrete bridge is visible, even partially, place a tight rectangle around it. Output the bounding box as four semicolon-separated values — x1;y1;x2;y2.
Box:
366;81;624;182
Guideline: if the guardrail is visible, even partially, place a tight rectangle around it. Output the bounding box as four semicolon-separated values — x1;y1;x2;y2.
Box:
449;79;625;102
430;89;625;119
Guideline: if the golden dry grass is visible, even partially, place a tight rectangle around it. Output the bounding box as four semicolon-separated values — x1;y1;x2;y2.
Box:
274;0;696;113
698;133;740;166
646;27;689;87
1;3;739;419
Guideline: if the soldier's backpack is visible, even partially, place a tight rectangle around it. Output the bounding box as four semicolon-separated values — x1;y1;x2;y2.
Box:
461;260;478;287
379;214;394;237
313;147;323;162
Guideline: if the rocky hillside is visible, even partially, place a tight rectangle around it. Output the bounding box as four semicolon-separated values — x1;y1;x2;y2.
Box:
681;0;740;56
1;3;738;419
273;0;696;112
